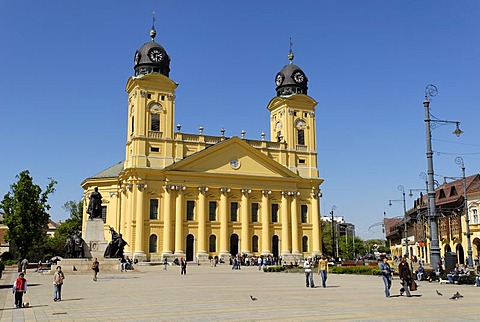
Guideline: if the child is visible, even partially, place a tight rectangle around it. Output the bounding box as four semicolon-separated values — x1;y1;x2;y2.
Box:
13;272;27;308
53;266;65;301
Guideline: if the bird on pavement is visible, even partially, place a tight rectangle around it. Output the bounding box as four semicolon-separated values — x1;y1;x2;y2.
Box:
454;291;463;298
250;295;258;301
449;294;458;300
436;290;443;296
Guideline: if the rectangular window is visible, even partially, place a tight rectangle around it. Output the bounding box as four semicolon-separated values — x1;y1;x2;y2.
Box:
230;202;238;222
187;200;195;221
151;113;160;131
209;201;217;221
299;159;306;164
101;206;107;223
149;199;158;220
131;116;134;133
301;205;308;223
298;129;305;145
150;147;159;152
147;93;152;99
251;203;259;222
271;203;279;223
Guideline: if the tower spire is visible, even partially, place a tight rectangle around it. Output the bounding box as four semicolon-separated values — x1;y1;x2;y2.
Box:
150;10;157;41
288;37;294;64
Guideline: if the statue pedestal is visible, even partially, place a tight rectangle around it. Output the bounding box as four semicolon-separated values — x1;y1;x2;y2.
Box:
83;218;108;259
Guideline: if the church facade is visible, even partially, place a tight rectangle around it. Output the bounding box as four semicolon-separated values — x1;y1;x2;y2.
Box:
81;25;324;262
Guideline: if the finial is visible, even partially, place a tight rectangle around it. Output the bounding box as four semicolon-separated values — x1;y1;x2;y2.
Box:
288;37;294;63
150;11;157;41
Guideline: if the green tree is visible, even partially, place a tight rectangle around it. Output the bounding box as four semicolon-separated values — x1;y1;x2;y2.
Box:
0;170;56;258
321;221;333;257
56;200;83;238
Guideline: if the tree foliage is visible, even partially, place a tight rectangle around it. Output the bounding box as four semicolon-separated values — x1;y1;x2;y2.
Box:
56;200;83;238
0;170;56;258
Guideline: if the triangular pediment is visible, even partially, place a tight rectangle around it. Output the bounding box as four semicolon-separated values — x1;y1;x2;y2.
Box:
165;137;300;179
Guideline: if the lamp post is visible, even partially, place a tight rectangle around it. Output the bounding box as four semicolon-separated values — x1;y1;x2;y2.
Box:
423;84;463;269
330;205;337;259
455;157;473;268
389;185;408;257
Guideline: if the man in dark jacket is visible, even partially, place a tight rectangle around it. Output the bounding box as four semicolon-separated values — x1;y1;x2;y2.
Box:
398;255;412;297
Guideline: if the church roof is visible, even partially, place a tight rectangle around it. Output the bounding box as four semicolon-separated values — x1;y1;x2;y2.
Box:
89;161;124;179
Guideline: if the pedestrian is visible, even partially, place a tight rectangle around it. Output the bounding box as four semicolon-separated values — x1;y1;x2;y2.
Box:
120;256;127;272
91;258;99;282
304;256;315;288
0;259;5;279
163;257;168;270
180;257;187;275
398;255;412;297
13;272;27;308
317;255;329;288
380;257;393;297
21;258;29;274
53;266;65;302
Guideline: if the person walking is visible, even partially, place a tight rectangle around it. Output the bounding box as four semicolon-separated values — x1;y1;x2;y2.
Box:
380;257;393;297
304;256;315;288
163;257;168;270
317;255;329;288
91;258;99;282
398;255;412;297
53;266;65;301
13;272;27;308
20;258;29;274
180;257;187;275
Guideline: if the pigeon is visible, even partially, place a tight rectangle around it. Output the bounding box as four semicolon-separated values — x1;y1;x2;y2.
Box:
454;291;463;298
436;290;443;296
449;295;458;300
250;295;258;301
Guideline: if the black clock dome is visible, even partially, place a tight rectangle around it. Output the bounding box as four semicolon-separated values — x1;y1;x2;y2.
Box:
275;63;308;96
134;26;171;77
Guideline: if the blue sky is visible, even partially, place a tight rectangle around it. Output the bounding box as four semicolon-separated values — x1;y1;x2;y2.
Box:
1;1;479;240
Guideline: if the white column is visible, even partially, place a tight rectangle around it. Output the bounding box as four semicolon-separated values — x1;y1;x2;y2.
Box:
311;191;321;256
162;185;173;256
281;192;291;256
241;188;251;254
219;187;230;258
174;186;185;257
291;192;301;255
134;183;147;261
261;190;271;255
197;186;208;259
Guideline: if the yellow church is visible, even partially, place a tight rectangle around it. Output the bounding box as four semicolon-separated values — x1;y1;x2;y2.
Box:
81;24;324;262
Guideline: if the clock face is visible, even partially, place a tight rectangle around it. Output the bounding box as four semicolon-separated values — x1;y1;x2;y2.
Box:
275;73;284;86
134;51;141;65
148;48;163;62
292;71;305;84
275;121;282;129
230;158;240;169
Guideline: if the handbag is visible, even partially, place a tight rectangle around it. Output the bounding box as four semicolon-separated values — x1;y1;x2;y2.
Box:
410;280;418;291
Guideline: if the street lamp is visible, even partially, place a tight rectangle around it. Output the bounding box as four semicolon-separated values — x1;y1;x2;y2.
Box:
330;205;337;259
455;157;473;268
423;84;463;269
389;185;408;257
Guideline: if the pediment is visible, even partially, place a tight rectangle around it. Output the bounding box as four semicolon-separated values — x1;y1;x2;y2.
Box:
165;137;300;179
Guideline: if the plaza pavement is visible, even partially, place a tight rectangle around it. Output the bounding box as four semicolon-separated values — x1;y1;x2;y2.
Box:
0;263;478;321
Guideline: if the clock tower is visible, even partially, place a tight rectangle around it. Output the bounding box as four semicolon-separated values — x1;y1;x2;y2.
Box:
267;47;318;178
124;23;177;170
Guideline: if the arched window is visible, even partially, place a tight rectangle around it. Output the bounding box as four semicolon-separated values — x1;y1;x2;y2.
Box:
209;235;216;253
149;234;158;253
302;236;308;252
252;235;259;253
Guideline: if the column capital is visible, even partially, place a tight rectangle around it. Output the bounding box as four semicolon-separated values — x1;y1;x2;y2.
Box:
241;188;252;195
198;186;209;193
311;189;322;199
164;184;174;192
174;185;187;192
220;187;231;194
262;190;272;197
136;183;148;191
282;191;300;197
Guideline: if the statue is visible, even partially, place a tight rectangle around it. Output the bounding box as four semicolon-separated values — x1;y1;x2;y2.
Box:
64;231;85;258
87;187;103;219
104;227;128;258
65;236;74;258
73;231;85;258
